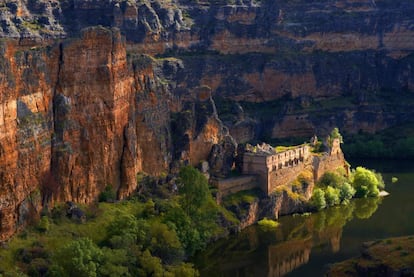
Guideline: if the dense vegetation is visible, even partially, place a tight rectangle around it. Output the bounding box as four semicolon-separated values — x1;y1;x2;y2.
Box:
311;167;385;211
0;155;387;275
343;124;414;159
0;166;238;277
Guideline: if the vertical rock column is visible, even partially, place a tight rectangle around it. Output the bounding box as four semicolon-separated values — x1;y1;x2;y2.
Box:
51;27;134;203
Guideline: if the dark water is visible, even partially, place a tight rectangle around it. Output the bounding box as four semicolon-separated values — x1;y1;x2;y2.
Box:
194;160;414;276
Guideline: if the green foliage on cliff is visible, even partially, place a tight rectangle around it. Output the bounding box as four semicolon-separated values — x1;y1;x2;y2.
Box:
178;166;210;216
0;166;234;277
310;188;326;211
328;127;343;146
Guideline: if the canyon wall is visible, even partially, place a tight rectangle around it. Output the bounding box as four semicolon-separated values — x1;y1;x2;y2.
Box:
0;0;413;240
0;26;230;241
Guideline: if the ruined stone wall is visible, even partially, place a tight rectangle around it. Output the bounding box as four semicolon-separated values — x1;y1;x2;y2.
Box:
267;163;307;194
266;145;309;173
213;175;258;199
243;145;310;194
313;153;348;182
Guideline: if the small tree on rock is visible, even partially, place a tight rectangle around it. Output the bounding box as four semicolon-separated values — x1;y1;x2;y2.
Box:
178;166;210;217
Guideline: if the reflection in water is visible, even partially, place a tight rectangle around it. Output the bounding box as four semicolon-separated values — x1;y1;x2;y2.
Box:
195;197;382;277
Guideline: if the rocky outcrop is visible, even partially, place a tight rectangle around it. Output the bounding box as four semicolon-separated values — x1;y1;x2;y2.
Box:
0;26;232;241
327;236;414;277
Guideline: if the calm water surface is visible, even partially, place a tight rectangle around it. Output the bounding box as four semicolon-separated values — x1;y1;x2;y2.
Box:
194;160;414;276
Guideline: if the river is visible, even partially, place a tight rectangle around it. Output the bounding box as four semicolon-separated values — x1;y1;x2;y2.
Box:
194;159;414;276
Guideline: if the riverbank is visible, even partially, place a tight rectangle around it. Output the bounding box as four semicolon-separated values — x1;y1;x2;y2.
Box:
327;236;414;276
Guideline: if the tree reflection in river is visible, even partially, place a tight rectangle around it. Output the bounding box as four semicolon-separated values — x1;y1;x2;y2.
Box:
194;197;382;277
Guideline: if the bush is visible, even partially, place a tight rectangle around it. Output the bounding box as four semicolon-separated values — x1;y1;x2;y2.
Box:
258;218;279;229
99;185;116;202
311;188;326;210
178;166;210;216
318;172;345;188
339;182;356;203
37;216;50;233
53;237;103;277
325;186;340;207
392;177;398;183
352;167;382;198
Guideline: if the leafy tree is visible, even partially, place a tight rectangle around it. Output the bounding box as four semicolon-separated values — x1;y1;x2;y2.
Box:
178;166;210;216
106;213;139;248
311;188;326;210
166;263;199;277
53;237;103;277
98;185;116;202
352;167;382;197
339;182;356;203
324;186;340;207
164;205;204;256
98;248;130;277
148;221;184;264
137;250;164;277
318;172;345;188
328;127;343;147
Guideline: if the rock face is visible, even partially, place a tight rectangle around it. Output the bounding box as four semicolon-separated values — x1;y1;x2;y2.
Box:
0;26;230;241
0;0;413;240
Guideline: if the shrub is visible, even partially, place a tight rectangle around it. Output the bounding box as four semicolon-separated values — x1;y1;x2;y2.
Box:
318;172;344;188
178;166;210;216
339;182;356;203
325;186;340;207
258;218;279;229
37;216;50;233
53;237;103;277
310;188;326;210
392;177;398;183
352;167;382;198
98;185;116;202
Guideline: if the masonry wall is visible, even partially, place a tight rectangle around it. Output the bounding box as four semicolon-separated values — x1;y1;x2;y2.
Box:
243;153;269;192
212;175;258;199
313;152;348;181
267;162;306;194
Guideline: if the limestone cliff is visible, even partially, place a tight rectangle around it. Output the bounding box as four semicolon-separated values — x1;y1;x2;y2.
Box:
0;27;230;241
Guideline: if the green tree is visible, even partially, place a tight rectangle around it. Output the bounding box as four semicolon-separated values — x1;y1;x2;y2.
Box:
328;127;343;147
318;172;345;188
98;248;130;277
148;221;184;264
178;166;210;216
106;213;140;249
137;250;164;277
310;188;326;211
98;185;116;202
53;237;103;277
339;182;356;203
324;186;340;207
352;167;382;198
164;204;204;256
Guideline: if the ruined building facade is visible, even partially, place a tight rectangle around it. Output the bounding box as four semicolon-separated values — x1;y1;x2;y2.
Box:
243;144;310;194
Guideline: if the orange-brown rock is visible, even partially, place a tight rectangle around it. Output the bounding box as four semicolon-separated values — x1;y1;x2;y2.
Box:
0;26;232;241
